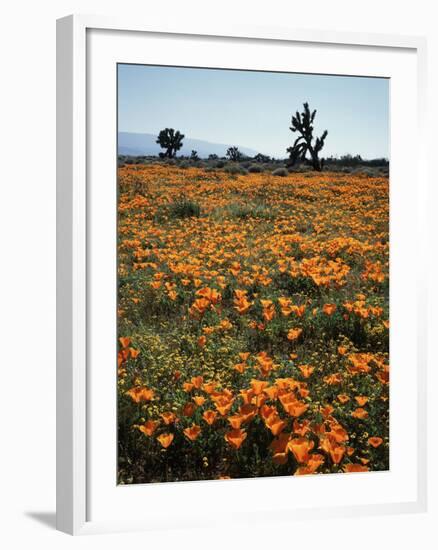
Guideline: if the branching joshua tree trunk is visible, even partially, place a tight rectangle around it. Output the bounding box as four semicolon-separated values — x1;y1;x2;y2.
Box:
286;102;328;171
226;146;242;162
156;128;185;158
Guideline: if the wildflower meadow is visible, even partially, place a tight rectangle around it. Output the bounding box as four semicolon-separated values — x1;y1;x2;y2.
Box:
117;162;389;484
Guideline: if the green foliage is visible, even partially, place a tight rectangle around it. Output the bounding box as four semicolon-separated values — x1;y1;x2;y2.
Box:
168;197;201;219
287;102;328;171
226;146;243;162
156;128;185;158
272;167;288;177
248;164;263;173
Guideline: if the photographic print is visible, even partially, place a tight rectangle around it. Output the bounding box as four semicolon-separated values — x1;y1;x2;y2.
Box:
117;65;389;484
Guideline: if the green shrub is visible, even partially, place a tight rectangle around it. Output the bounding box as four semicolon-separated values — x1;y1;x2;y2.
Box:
168;198;201;218
224;163;241;175
248;164;263;173
272;167;288;177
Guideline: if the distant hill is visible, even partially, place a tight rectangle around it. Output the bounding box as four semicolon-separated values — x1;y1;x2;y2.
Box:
118;132;259;158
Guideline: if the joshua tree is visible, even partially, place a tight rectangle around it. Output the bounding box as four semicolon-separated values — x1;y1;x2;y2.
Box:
190;150;199;160
156;128;185;158
286;102;328;171
254;153;271;163
226;146;242;162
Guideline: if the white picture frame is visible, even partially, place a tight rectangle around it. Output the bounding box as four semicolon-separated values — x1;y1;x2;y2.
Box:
56;14;428;535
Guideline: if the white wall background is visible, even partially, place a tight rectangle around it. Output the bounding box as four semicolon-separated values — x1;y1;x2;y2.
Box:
0;1;436;548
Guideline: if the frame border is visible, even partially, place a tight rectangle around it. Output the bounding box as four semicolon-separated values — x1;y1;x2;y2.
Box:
56;14;427;535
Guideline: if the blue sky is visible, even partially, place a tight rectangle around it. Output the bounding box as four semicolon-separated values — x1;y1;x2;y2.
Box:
118;64;389;159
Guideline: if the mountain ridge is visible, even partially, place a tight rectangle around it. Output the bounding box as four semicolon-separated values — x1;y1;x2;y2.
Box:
118;131;259;158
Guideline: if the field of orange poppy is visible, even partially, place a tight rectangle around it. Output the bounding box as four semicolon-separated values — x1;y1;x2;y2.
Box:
117;163;389;483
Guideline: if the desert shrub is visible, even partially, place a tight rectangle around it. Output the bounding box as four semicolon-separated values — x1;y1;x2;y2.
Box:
214;160;226;169
272;167;288;177
215;201;274;220
248;164;263;173
168;198;201;219
353;167;380;178
224;163;242;175
179;160;190;169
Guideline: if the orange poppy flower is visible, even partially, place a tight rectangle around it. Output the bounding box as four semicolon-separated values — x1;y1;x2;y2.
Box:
288;437;314;463
337;394;350;404
338;345;347;355
251;379;269;396
262;304;276;322
287;328;303;341
197;335;207;347
182;402;197;417
260;404;277;421
298;365;314;378
119;336;131;348
202;410;217;425
191;376;204;389
126;386;154;403
183;382;194;392
184;424;201;441
355;396;369;407
219;319;232;330
293;419;311;437
263;385;278;400
320;436;345;464
138;420;157;437
233;292;252;315
283;399;308;418
328;423;349;443
324;372;342;385
351;407;369;419
233;362;246;374
224;428;247;450
329;443;346;464
368;436;383;448
343;463;369;473
239;388;255;405
270;433;290;465
239;404;257;423
239;352;250;361
322;303;337;316
228;414;245;429
307;453;325;472
321;404;334;418
214;398;234;417
265;415;286;436
192;395;206;406
202;382;217;394
129;347;140;359
157;432;174;449
160;412;177;425
295;453;325;475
